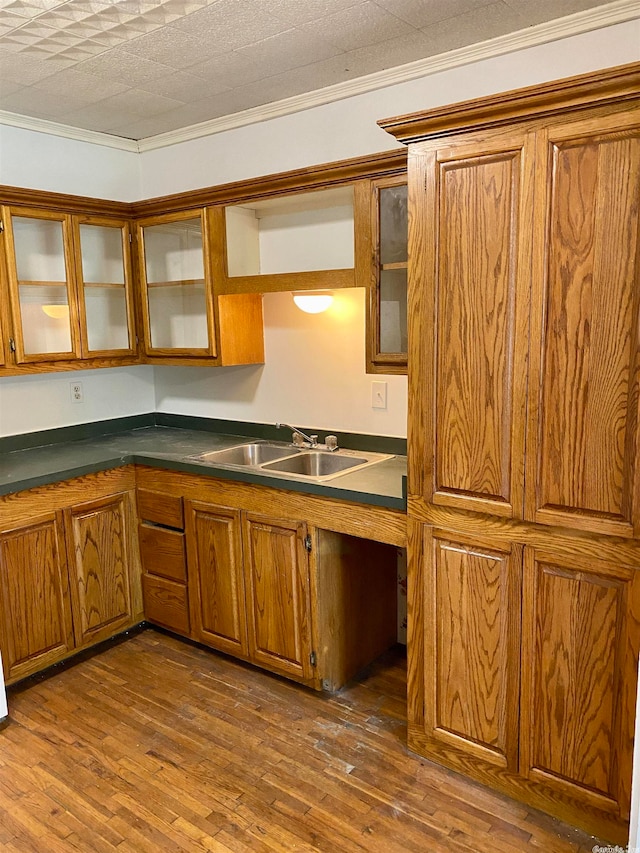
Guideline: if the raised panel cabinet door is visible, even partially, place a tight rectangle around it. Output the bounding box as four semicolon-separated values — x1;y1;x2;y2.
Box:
407;128;534;518
520;542;640;823
0;514;75;683
422;527;522;771
65;492;134;647
185;501;248;656
243;514;313;683
527;108;640;536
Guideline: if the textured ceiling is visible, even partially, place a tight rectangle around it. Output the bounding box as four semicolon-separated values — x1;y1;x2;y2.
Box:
0;0;623;141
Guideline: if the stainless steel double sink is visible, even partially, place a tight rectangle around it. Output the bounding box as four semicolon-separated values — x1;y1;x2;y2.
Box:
193;441;393;482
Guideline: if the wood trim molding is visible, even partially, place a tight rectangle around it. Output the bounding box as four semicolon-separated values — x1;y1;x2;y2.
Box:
0;186;131;217
379;61;640;143
130;149;407;217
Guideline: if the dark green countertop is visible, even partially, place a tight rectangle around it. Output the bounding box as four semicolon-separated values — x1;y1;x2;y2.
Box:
0;424;407;511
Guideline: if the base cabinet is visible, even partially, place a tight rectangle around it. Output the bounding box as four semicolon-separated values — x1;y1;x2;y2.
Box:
0;514;75;682
410;521;640;843
0;482;140;685
187;501;313;685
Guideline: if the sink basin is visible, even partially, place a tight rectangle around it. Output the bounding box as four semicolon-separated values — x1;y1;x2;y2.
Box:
198;442;301;466
262;452;369;478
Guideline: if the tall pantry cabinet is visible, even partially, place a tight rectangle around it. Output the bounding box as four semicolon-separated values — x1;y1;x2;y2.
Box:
380;62;640;843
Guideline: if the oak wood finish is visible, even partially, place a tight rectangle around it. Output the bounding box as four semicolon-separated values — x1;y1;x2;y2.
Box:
141;574;190;634
137;489;184;529
424;528;522;772
65;492;135;647
520;544;640;821
527;109;640;537
139;525;186;582
366;173;409;375
314;530;398;691
0;513;75;683
1;629;605;853
383;63;640;843
186;501;248;657
243;513;313;684
135;465;407;547
379;61;640;142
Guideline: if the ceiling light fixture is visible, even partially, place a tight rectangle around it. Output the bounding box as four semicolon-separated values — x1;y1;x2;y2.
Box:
292;291;334;314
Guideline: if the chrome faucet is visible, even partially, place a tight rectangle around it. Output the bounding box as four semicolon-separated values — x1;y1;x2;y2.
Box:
275;423;338;451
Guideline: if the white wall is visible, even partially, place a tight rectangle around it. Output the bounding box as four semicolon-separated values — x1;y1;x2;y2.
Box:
139;20;640;196
0;367;155;437
0;124;140;200
154;289;407;437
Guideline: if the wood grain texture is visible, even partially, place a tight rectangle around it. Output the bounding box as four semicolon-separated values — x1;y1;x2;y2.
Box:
142;574;189;634
139;525;186;582
314;530;398;691
215;294;264;364
136;489;184;530
379;61;640;142
243;513;312;683
215;268;355;295
520;546;640;820
65;493;133;647
135;466;407;547
531;117;640;535
186;501;248;657
425;528;521;770
0;513;75;683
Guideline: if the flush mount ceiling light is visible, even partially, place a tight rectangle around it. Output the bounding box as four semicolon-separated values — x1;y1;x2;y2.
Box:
292;291;334;314
41;304;69;319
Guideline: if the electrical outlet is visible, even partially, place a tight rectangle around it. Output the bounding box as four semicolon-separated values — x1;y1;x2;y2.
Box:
70;381;84;403
371;380;387;409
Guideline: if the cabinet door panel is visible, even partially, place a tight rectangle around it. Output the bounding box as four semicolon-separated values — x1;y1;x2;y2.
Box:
424;528;521;770
66;493;133;646
0;515;75;682
529;112;640;535
521;544;640;818
186;502;248;656
243;514;312;682
408;129;533;518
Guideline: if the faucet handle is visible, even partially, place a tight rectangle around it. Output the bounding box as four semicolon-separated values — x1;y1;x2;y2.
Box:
310;435;318;447
325;435;338;451
292;432;305;446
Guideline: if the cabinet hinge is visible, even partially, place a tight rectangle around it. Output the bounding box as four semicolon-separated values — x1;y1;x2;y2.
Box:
9;338;15;353
304;534;312;553
310;651;317;667
129;233;132;243
0;220;4;233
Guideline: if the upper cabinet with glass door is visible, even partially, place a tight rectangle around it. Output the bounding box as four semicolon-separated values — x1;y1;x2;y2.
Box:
136;208;264;365
0;206;137;369
366;176;408;374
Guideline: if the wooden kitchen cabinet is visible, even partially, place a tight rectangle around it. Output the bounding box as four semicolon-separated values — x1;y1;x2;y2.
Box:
186;501;248;657
520;538;640;826
0;513;75;682
1;206;137;367
366;174;408;374
65;492;136;647
381;62;640;842
135;208;264;366
243;513;313;683
186;500;313;685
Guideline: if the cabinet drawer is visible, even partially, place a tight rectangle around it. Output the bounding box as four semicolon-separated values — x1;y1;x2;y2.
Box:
139;524;186;582
142;575;189;635
137;489;184;530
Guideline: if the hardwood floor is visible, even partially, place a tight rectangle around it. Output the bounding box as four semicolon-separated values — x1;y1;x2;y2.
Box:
1;629;606;852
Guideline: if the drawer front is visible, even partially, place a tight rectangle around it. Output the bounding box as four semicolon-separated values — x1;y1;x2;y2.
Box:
139;524;186;582
137;489;184;530
142;575;189;635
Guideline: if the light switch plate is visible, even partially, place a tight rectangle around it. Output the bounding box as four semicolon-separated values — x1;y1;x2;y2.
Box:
371;381;387;409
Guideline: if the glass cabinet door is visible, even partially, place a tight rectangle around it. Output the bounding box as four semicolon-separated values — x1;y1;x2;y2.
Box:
3;209;79;362
367;177;408;373
137;211;215;356
75;218;135;356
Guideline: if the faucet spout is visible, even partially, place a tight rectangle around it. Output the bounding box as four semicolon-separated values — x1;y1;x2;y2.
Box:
275;423;317;447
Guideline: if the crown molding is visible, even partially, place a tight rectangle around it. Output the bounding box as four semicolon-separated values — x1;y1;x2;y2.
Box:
0;110;140;152
0;0;637;154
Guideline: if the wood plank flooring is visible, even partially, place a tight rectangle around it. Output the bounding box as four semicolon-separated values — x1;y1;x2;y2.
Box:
0;630;607;852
